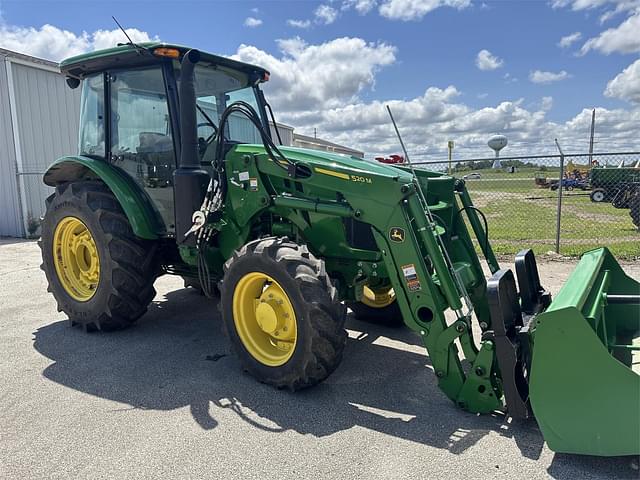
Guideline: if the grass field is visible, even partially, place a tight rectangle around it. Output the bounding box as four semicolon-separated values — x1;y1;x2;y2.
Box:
458;167;639;259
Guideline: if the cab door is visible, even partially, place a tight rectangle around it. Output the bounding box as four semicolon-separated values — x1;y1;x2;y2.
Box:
108;66;177;233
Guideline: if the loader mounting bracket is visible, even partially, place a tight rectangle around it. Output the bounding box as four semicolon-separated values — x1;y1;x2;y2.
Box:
485;249;551;420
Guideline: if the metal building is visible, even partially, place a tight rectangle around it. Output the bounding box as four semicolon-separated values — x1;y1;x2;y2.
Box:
269;122;364;158
0;48;81;237
292;133;364;158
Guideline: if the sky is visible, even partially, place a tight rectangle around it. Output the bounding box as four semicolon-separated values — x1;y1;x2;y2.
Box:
0;0;639;159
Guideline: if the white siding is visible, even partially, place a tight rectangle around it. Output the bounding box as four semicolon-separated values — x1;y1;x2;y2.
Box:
10;62;81;236
270;123;294;146
0;58;22;237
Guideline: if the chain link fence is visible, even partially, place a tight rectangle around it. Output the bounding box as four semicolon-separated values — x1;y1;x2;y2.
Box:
412;152;640;259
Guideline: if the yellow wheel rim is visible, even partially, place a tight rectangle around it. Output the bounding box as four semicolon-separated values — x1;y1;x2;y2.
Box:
53;216;100;302
361;285;396;309
232;272;297;367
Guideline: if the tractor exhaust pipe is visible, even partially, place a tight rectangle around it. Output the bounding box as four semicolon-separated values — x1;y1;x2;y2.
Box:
174;49;210;244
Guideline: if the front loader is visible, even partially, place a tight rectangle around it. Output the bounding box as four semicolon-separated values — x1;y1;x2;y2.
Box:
40;43;639;456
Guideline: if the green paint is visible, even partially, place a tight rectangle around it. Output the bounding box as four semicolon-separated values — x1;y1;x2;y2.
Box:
591;166;640;190
530;248;639;456
49;44;640;457
60;42;269;80
43;156;163;239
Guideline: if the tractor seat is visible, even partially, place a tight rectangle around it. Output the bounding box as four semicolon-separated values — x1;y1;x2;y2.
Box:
137;132;173;154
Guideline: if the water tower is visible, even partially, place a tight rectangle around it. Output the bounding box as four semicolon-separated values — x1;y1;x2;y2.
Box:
488;134;507;169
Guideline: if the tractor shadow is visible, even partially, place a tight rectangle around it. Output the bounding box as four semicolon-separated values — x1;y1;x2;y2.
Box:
32;286;634;478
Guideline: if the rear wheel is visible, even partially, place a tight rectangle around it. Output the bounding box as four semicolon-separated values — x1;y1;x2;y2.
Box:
219;237;346;390
590;189;606;202
348;284;403;327
40;181;159;331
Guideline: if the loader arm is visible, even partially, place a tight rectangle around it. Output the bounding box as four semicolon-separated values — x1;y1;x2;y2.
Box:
218;146;640;455
220;146;506;413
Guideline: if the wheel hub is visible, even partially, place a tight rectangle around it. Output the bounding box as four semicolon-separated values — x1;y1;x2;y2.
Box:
53;216;100;302
255;301;279;334
361;285;396;308
232;272;297;366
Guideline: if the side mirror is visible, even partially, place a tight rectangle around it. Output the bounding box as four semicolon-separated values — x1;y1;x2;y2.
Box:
66;77;81;89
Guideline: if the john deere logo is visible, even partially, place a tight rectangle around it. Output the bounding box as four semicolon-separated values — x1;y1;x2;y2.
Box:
389;227;405;243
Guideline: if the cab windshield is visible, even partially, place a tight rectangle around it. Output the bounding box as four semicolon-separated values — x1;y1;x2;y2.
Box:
193;65;265;145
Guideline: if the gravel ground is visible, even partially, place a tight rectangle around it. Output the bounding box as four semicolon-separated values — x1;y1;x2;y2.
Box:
1;239;638;480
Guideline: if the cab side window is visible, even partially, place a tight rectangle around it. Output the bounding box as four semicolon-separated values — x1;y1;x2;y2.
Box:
78;74;105;158
109;67;176;231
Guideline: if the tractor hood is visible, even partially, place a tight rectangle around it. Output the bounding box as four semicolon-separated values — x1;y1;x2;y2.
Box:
234;144;415;183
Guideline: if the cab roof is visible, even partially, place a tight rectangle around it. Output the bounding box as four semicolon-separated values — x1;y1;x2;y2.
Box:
60;42;270;80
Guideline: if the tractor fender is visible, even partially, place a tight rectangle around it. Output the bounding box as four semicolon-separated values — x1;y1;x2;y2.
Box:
43;156;164;240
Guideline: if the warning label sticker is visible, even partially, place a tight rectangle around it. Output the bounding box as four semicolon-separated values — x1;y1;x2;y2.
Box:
402;264;418;280
249;178;259;191
402;264;422;292
239;171;250;181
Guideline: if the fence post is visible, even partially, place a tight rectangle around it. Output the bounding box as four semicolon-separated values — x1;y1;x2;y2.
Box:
554;140;565;254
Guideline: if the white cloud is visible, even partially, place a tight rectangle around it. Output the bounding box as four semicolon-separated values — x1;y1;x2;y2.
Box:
287;19;312;28
541;96;554;111
342;0;377;14
558;31;582;48
310;97;640;159
243;17;263;27
529;70;572;84
288;4;339;28
477;92;488;99
91;28;155;51
553;0;640;48
604;58;640;103
233;37;640;158
551;0;637;12
580;12;640;54
475;49;503;71
233;37;396;112
598;1;640;23
552;0;609;9
378;0;471;21
552;0;640;22
0;23;158;61
315;5;339;24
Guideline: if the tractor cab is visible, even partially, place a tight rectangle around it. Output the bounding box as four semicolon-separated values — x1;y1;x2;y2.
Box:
61;43;271;233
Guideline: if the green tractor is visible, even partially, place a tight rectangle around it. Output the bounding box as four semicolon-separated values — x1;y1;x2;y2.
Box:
590;165;640;228
40;44;639;456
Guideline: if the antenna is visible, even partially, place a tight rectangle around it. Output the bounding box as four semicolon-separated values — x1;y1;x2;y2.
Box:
111;16;147;55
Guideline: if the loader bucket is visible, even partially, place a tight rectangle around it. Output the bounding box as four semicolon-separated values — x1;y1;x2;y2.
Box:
529;248;640;456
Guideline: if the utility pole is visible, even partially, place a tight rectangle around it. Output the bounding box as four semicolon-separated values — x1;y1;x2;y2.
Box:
588;109;595;165
447;140;454;175
314;127;317;139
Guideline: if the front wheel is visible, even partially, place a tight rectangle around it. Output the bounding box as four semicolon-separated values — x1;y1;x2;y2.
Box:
348;284;403;327
40;181;159;331
219;237;346;390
